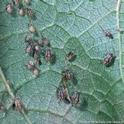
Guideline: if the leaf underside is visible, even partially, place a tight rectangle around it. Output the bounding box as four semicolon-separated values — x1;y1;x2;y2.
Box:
0;0;124;124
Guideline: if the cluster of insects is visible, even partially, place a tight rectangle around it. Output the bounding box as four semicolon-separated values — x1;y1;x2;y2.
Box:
55;54;80;106
14;0;55;77
25;35;55;77
5;0;118;114
6;0;35;19
47;48;78;106
56;85;80;106
55;29;117;106
6;0;56;77
98;26;117;66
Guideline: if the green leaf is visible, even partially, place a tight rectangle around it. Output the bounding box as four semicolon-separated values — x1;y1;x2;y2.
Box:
0;0;124;123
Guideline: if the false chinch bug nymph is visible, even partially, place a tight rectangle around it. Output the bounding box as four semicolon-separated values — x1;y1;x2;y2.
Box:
32;45;40;58
25;35;32;43
38;39;44;47
42;38;50;46
26;60;35;70
26;61;40;77
70;91;80;106
26;8;35;18
0;102;5;111
28;24;36;33
66;51;76;62
34;45;41;55
25;41;35;57
104;31;113;39
33;45;42;65
25;43;33;55
34;58;42;65
33;68;40;77
62;69;74;81
56;85;71;103
45;48;55;63
56;86;67;101
6;3;13;14
25;36;34;56
13;0;20;5
12;98;23;111
24;0;31;5
38;38;50;47
18;8;25;16
100;25;114;39
103;53;116;67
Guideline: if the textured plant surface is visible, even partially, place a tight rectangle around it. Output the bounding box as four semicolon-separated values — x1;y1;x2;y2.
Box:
0;0;124;124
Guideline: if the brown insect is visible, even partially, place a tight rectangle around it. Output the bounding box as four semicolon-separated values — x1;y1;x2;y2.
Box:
42;38;50;46
32;68;40;77
34;58;42;65
34;45;41;55
33;46;41;65
100;26;114;39
24;0;31;5
25;35;32;43
34;45;41;64
26;8;34;18
0;102;5;111
25;44;33;55
45;48;54;63
25;38;35;52
104;31;113;39
12;98;23;111
103;53;116;67
28;24;36;33
26;60;35;70
18;8;25;16
31;45;40;58
13;0;20;5
25;42;35;57
66;52;76;62
62;69;74;81
6;3;13;14
38;38;50;47
38;39;44;47
26;61;40;77
56;86;70;103
33;51;39;60
56;86;67;101
70;91;80;105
